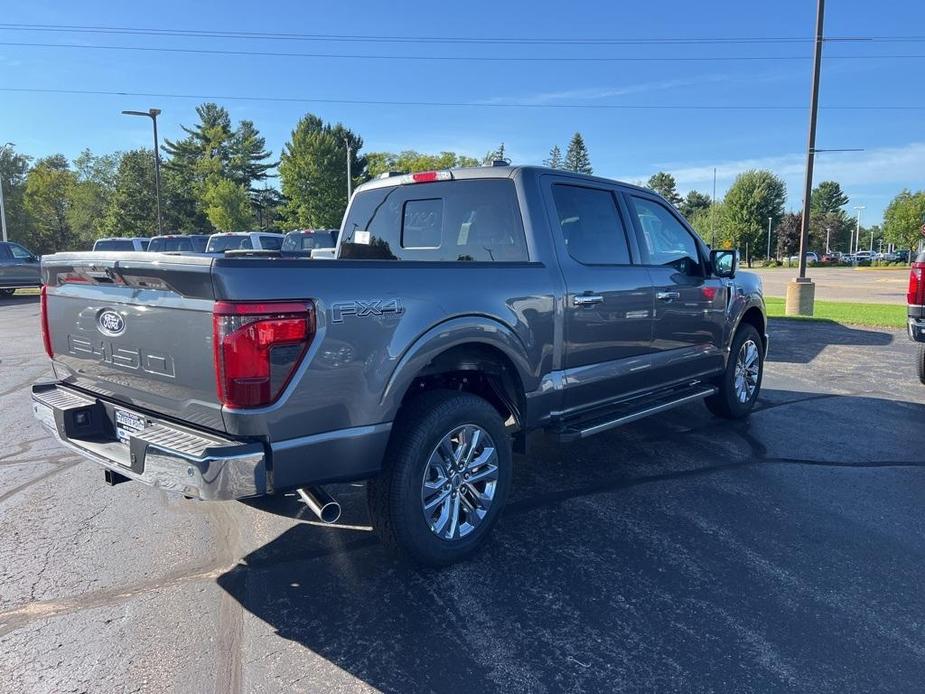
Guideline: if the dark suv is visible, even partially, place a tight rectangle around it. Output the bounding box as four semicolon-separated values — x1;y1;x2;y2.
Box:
0;241;41;295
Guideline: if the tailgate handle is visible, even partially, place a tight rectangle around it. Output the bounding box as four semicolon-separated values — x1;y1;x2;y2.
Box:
656;291;681;302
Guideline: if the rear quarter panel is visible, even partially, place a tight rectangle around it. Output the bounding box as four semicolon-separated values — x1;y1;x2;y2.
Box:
212;259;560;441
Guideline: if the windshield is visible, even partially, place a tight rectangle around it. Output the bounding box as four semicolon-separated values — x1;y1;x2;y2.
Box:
282;233;336;251
93;239;135;251
206;235;253;252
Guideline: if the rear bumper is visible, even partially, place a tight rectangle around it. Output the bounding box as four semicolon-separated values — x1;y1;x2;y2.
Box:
909;316;925;343
32;382;267;500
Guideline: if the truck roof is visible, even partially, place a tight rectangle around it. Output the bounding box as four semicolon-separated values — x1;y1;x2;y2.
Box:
354;164;651;195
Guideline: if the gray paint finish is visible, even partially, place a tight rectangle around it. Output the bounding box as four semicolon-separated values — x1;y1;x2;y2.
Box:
36;165;766;491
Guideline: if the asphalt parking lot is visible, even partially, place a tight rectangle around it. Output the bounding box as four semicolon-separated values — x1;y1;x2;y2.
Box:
752;266;909;303
1;291;923;693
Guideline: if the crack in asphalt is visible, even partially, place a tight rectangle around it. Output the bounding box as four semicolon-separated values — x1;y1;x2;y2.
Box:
0;462;75;504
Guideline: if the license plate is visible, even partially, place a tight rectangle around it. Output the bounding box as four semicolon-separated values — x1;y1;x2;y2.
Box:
114;408;146;445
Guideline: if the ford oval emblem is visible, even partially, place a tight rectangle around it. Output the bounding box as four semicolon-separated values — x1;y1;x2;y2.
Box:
97;310;125;336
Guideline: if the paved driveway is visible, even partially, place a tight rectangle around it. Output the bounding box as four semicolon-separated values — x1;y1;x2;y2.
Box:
751;266;909;303
1;292;923;692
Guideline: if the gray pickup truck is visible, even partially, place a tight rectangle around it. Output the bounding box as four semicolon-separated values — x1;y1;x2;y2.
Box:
32;165;767;565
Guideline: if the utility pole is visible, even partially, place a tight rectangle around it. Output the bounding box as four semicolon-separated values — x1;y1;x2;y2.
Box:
825;227;830;255
0;142;12;243
786;0;824;316
345;138;353;202
121;109;163;235
767;216;773;260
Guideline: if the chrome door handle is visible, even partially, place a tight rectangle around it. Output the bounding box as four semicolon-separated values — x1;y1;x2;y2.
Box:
573;295;604;306
656;291;681;302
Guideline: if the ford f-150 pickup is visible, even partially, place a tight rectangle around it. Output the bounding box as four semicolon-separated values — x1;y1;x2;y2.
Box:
32;165;767;565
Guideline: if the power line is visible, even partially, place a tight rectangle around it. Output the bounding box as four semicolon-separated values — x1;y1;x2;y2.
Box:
3;41;924;63
0;22;922;46
3;86;924;110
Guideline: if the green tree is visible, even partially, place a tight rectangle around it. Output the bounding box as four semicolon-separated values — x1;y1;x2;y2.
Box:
204;178;253;232
811;210;851;254
679;190;711;219
103;149;158;237
544;145;562;169
722;169;787;265
775;212;803;260
252;186;286;230
647;171;681;207
69;149;119;245
23;156;77;254
366;150;479;177
0;146;33;247
883;189;925;256
564;133;592;174
688;201;730;247
482;143;507;165
810;180;850;217
163;103;274;221
279;114;365;229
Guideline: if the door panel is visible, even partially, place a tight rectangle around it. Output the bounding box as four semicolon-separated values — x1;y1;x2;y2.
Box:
543;180;656;413
625;194;725;383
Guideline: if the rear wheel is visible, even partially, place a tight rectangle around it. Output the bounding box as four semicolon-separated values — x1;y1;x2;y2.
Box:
705;323;764;419
917;344;925;385
367;390;512;566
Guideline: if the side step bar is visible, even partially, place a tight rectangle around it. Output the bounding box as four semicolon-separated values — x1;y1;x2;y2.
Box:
552;386;717;443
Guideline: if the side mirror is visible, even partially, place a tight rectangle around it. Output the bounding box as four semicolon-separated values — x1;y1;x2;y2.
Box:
711;249;738;278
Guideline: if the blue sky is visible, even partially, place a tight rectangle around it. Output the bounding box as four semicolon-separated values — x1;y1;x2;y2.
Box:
1;0;923;224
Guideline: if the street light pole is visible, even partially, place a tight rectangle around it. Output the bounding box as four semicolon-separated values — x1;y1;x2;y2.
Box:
0;142;13;243
345;138;353;202
786;0;825;316
121;108;163;235
854;206;864;260
767;216;773;260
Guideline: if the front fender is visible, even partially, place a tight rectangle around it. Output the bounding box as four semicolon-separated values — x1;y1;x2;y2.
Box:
725;271;767;352
379;315;535;422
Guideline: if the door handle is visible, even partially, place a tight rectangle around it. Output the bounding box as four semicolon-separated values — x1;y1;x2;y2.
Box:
573;294;604;307
656;291;681;302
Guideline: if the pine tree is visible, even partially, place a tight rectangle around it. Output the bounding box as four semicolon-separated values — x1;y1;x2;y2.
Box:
482;143;507;165
564;133;592;174
544;145;562;169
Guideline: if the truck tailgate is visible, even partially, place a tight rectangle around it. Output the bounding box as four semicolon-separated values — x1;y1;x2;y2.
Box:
42;252;225;431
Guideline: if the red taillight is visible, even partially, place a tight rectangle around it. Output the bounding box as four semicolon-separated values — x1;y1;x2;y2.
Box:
408;170;452;184
40;285;53;359
908;262;925;305
212;301;315;409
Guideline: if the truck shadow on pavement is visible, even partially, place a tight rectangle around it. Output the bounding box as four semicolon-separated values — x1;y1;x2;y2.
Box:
218;388;925;693
0;293;39;308
765;317;893;365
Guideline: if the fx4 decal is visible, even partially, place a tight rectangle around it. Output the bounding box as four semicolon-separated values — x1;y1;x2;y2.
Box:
331;299;404;323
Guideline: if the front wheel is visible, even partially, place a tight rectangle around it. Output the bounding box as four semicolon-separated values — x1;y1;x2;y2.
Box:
705;323;764;419
367;390;512;566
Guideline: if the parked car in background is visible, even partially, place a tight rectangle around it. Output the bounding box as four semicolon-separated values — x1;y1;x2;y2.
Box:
281;229;338;252
853;250;875;264
92;237;150;252
788;251;819;265
907;252;925;383
205;231;285;253
875;251;897;262
896;250;911;264
146;234;210;254
0;241;41;295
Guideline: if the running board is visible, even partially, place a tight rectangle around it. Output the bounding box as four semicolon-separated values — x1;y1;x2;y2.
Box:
552;386;717;443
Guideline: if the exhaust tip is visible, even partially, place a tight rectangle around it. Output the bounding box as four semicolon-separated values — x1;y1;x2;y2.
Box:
297;486;342;524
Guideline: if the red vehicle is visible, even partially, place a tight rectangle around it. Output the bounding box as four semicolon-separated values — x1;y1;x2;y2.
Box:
908;252;925;383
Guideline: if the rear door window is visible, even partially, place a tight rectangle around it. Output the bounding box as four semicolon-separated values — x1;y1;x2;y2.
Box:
8;243;33;259
551;185;632;265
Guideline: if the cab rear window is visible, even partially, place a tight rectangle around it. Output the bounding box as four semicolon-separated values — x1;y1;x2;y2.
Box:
341;179;528;262
93;240;135;251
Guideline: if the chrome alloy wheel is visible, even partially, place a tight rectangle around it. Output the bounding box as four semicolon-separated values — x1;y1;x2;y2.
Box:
421;424;499;541
734;338;761;404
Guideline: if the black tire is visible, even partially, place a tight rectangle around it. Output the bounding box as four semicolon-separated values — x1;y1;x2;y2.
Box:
367;390;512;566
917;344;925;385
705;323;764;419
0;288;14;297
